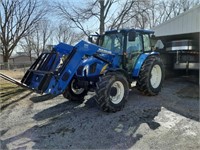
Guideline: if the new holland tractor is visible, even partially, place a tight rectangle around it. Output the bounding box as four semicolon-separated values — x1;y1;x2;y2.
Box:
0;28;164;112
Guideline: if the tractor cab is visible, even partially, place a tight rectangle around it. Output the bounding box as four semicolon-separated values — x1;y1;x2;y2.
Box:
90;29;155;73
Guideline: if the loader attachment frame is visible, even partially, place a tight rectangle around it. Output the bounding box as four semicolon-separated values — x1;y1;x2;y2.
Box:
20;51;60;93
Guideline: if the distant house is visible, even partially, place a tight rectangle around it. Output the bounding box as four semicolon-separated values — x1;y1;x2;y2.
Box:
9;52;37;65
0;52;37;69
9;55;36;65
0;52;37;64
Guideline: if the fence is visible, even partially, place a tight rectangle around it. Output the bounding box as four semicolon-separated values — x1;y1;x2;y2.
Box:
0;62;32;70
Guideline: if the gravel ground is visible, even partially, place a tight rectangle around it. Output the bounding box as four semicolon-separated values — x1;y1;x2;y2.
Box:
0;77;199;150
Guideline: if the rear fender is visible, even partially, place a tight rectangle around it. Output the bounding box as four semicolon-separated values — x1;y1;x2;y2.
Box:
132;52;159;77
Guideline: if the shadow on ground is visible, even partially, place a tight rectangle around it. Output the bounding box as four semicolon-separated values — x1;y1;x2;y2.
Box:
1;91;162;149
30;94;58;103
160;76;199;121
1;76;199;149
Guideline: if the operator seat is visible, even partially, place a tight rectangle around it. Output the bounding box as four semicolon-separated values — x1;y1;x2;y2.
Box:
126;45;139;72
127;46;138;58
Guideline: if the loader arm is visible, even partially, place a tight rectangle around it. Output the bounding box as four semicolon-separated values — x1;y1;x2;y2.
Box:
3;40;112;96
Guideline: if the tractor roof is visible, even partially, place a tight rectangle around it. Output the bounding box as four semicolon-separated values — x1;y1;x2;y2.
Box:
105;28;154;34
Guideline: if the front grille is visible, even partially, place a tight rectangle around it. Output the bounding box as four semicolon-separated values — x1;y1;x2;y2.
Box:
89;63;97;74
77;66;84;75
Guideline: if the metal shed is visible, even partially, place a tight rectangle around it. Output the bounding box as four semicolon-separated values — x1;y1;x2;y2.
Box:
152;5;200;73
153;5;200;36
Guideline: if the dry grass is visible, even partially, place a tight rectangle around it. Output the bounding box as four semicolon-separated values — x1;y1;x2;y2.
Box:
0;82;26;103
0;69;25;79
0;69;27;104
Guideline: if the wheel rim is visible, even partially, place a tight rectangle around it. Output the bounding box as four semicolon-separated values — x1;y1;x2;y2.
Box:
71;79;84;95
150;64;162;88
110;81;125;104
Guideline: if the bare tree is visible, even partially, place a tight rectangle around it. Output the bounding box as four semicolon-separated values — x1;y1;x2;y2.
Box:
54;0;156;34
20;19;53;57
54;0;199;38
55;0;119;35
123;0;200;29
20;33;35;62
34;24;41;57
54;0;159;34
108;0;136;29
0;0;48;64
56;23;77;44
146;0;200;28
40;19;53;52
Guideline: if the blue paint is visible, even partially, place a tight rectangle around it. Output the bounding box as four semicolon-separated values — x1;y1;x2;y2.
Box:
20;28;160;97
132;52;159;77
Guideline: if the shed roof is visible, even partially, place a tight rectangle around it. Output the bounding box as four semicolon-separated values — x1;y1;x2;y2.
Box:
152;5;200;36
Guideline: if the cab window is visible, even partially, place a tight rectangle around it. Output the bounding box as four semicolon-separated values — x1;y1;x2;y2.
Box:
126;33;142;72
143;34;151;51
101;33;123;54
127;33;142;53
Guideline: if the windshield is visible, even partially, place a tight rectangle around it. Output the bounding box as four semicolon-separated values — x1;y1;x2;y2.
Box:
101;33;123;54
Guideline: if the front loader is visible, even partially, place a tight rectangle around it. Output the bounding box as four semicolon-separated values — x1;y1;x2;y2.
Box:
0;28;165;112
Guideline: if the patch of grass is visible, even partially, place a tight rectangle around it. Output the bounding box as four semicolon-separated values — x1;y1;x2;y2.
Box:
0;69;27;103
0;69;25;80
0;70;32;110
0;81;27;103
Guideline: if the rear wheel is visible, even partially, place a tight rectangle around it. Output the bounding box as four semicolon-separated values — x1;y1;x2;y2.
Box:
94;73;129;112
137;55;164;96
63;78;88;101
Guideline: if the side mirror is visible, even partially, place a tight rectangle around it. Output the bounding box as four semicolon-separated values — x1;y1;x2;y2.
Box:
128;31;136;41
88;36;93;43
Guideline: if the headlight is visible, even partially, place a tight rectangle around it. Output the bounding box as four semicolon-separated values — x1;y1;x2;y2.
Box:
82;65;89;76
89;63;97;74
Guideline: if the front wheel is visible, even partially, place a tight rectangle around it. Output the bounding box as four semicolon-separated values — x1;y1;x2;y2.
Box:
63;78;88;101
94;73;129;112
137;55;164;96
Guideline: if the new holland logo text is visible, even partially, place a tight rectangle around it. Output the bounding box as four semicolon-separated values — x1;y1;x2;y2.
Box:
97;48;112;54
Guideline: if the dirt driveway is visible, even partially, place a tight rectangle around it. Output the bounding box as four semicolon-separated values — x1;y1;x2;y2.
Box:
0;77;199;149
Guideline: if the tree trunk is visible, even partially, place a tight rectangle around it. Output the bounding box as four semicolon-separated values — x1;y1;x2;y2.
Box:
3;49;9;63
3;51;10;69
99;0;105;35
29;51;32;63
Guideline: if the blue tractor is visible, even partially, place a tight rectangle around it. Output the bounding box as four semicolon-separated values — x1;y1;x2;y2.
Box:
0;29;164;112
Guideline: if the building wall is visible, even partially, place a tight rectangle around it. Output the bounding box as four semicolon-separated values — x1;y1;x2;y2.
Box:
153;5;200;36
9;55;36;64
0;54;36;64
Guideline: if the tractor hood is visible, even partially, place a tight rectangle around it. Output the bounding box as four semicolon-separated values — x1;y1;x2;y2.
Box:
76;54;114;78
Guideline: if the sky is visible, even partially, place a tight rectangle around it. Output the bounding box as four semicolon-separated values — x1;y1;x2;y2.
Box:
13;0;129;53
45;0;120;33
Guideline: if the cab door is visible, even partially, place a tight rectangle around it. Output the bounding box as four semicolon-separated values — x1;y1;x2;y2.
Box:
126;32;143;73
142;33;152;52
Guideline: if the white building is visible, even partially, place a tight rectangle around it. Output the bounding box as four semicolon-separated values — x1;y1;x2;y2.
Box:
152;5;200;50
152;5;200;72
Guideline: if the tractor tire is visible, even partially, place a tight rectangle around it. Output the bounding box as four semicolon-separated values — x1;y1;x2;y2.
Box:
94;73;129;112
136;55;164;96
63;78;88;101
